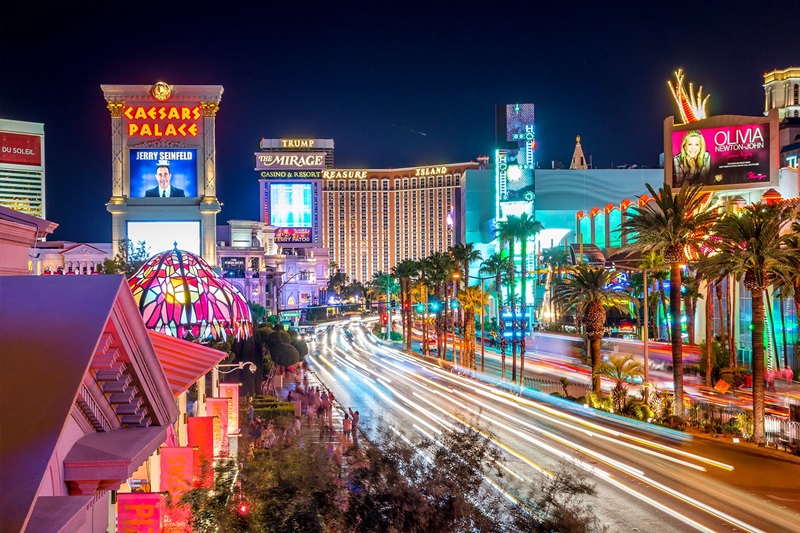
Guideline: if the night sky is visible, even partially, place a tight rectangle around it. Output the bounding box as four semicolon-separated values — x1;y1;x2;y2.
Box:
0;1;793;243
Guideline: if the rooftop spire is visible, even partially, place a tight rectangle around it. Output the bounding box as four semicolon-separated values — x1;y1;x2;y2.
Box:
570;135;588;170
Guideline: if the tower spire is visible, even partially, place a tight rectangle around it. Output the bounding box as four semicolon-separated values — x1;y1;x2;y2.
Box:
570;135;588;170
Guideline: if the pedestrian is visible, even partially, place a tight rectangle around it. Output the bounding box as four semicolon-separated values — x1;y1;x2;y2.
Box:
342;413;352;445
348;407;359;440
784;366;795;382
327;391;336;425
246;400;255;425
303;373;310;392
252;419;263;449
264;420;276;449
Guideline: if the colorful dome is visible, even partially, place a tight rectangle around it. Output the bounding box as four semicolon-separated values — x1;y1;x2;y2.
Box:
129;247;252;340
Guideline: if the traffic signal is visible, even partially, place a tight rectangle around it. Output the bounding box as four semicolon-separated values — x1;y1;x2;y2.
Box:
451;300;459;309
382;314;388;324
391;299;397;307
416;303;425;313
403;301;410;310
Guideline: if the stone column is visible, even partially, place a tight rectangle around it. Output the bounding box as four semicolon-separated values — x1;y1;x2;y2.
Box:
106;101;125;198
200;102;219;199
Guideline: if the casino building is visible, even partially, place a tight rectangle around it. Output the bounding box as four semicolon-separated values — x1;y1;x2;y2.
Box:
102;81;224;263
253;137;481;285
0;118;45;219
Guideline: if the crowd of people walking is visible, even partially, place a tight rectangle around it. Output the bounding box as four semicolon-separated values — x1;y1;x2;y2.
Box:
246;363;361;473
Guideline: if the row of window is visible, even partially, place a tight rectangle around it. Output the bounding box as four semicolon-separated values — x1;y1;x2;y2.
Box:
323;175;462;191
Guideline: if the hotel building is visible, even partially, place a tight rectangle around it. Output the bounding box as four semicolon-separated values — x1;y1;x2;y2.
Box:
320;163;479;283
0;118;45;219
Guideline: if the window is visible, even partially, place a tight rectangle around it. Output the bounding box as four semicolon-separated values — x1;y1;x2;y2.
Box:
795;83;799;105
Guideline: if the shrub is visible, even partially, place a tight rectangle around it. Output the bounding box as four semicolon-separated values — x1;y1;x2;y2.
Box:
623;399;654;421
254;403;296;426
719;367;749;389
663;415;686;431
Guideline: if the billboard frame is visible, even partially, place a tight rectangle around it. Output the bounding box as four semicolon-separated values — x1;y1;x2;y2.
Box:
664;110;780;192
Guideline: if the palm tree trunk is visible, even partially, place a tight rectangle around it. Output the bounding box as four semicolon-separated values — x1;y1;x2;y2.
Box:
705;282;713;386
716;281;727;362
729;278;737;364
590;335;602;393
780;293;788;369
765;288;779;371
659;281;670;343
752;288;766;445
669;264;684;418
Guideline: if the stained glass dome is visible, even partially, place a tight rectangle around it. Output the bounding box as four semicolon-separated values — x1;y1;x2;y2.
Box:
129;247;252;340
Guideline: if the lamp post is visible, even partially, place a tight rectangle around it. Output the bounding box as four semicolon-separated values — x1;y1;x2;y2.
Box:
275;269;310;320
212;361;257;398
468;274;493;373
612;263;667;402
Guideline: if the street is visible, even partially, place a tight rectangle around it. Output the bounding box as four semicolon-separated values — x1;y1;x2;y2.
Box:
309;324;800;532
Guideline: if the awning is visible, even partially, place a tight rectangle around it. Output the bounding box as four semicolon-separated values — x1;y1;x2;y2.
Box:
147;330;228;397
64;426;168;495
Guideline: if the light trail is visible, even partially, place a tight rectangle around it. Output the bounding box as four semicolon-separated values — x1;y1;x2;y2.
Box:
323;327;767;531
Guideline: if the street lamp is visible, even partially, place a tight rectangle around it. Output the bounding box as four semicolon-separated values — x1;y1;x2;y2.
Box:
274;269;310;319
612;262;667;402
212;361;257;398
468;274;493;373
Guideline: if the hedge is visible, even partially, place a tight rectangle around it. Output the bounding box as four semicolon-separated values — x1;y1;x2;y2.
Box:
253;403;296;425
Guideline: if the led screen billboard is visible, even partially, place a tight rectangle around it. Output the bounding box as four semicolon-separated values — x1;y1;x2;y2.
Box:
671;123;770;188
130;148;198;197
127;221;201;255
269;183;312;228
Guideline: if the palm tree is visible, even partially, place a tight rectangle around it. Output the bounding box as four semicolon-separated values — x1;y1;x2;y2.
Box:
599;353;645;413
480;253;510;376
450;243;483;359
456;286;488;370
682;271;703;345
393;259;419;351
369;271;398;338
496;215;523;382
554;264;638;393
424;252;457;357
622;183;715;416
698;204;791;445
516;213;544;379
541;246;571;329
327;266;349;303
782;225;800;367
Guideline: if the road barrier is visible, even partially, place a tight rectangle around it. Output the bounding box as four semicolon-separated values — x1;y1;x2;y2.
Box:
523;376;591;398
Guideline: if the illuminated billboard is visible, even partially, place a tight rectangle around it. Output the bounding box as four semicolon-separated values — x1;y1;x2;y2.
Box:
127;221;201;255
130;148;197;197
0;131;42;166
496;103;536;222
497;148;535;221
269;183;312;227
671;124;770;188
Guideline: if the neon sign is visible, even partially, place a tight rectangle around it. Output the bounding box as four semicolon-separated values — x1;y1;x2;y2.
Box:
414;166;447;176
786;155;798;170
255;152;325;170
322;170;367;179
281;139;316;148
124;105;201;137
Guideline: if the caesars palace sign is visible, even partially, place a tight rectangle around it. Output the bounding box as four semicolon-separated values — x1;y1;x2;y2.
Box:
124;105;202;137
